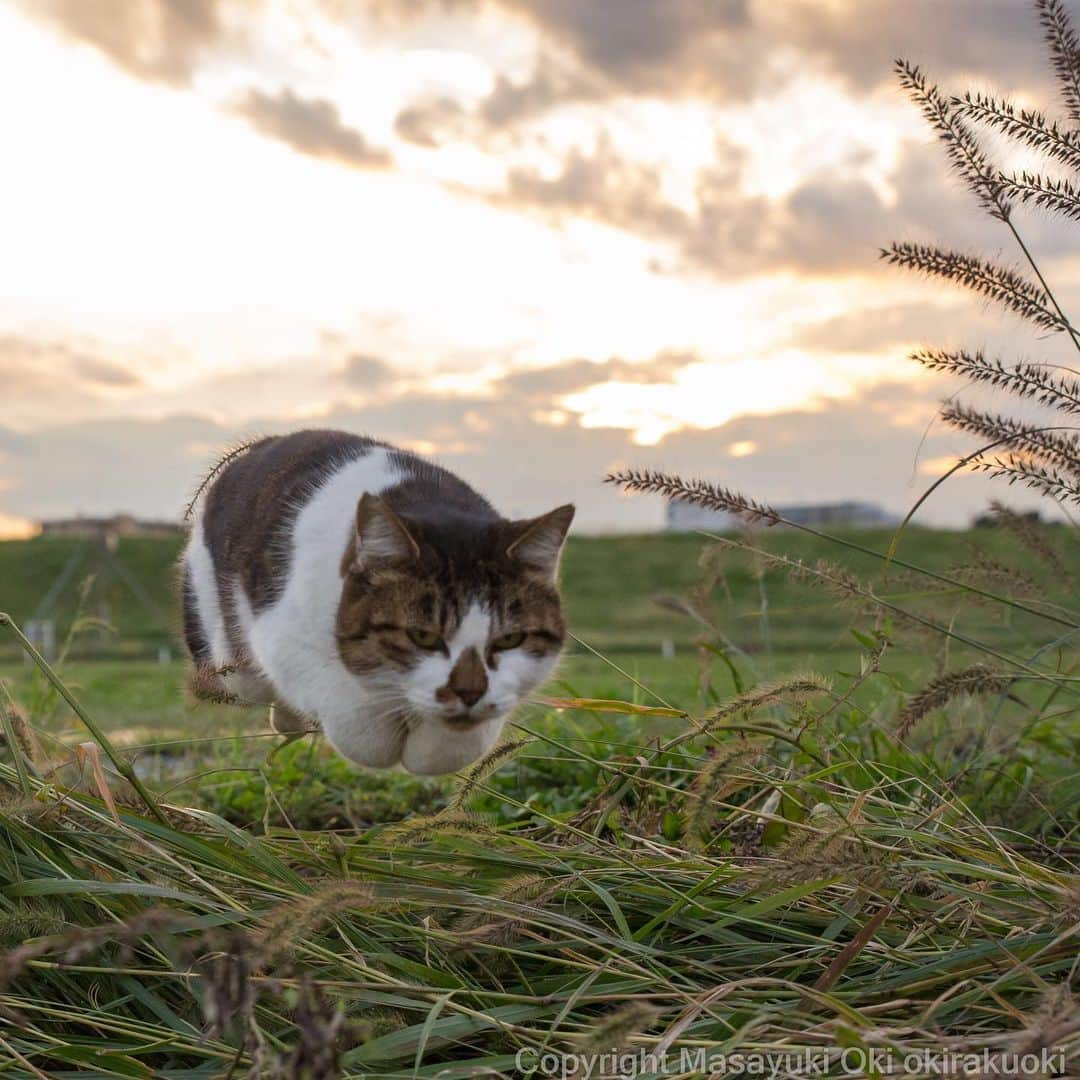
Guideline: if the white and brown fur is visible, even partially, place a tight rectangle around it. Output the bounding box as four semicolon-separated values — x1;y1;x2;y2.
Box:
180;430;573;774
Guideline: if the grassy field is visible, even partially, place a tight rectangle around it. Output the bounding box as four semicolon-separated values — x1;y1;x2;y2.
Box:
0;522;1069;669
1;523;1074;768
0;521;1077;1076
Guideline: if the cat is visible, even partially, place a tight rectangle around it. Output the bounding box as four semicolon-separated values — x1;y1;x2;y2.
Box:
179;429;574;775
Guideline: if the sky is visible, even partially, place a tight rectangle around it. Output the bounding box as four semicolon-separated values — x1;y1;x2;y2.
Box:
0;0;1076;536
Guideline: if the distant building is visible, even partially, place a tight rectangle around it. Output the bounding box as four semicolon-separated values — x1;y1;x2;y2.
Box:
40;514;185;550
666;499;897;532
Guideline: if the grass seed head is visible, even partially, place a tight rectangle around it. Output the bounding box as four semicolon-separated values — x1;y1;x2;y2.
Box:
452;872;560;947
380;809;493;844
447;736;532;811
897;664;1012;741
577;1001;662;1056
258;881;377;964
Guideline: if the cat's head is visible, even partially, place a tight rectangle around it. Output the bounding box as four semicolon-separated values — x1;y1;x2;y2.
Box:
334;494;574;773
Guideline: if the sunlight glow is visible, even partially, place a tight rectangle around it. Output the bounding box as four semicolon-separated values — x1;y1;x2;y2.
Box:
560;352;917;446
0;512;39;540
728;440;758;457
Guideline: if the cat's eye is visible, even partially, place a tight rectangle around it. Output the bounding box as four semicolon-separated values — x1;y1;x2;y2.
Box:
492;630;526;651
407;627;444;650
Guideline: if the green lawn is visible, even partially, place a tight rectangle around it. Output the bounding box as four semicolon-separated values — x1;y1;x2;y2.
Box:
2;522;1066;665
1;522;1076;834
3;522;1073;741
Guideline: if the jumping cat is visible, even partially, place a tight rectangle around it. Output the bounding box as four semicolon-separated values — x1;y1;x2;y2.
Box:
180;430;574;774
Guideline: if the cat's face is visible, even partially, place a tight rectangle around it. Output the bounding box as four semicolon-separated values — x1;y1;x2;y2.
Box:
334;496;573;774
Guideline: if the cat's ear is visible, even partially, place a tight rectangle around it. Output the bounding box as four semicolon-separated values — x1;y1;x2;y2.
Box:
351;494;420;571
506;504;575;580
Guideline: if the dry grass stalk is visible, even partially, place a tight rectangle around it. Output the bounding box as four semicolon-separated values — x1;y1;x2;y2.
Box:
577;1001;662;1057
687;736;769;843
997;169;1080;221
946;552;1043;600
896;664;1013;741
787;557;868;605
604;468;780;527
1039;0;1080;123
1;698;41;766
380;809;493;845
758;804;887;887
973;453;1080;505
257;881;377;963
447;736;532;811
912;350;1080;413
719;539;882;618
0;908;185;1023
452;872;560;947
882;244;1064;331
197;931;261;1040
888;20;1080;511
1010;981;1080;1057
268;976;347;1080
704;675;831;731
990;500;1074;585
956;90;1080;171
893;60;1012;219
941;403;1080;476
184;437;260;520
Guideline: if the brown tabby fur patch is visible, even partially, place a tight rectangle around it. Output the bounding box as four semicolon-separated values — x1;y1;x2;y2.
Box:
335;554;565;676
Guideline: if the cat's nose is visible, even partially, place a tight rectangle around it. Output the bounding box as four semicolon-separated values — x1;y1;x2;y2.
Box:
443;647;488;710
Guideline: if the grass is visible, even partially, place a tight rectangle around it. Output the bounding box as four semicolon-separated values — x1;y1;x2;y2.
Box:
0;522;1077;1076
0;525;1068;665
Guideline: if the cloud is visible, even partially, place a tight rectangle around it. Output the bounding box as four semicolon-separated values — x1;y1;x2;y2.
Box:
73;356;143;387
389;2;762;147
24;0;1053;117
341;353;393;385
484;120;1080;283
500;0;1050;103
394;96;466;148
0;371;1021;531
0;337;142;421
498;0;749;93
498;353;695;397
383;0;1050;135
495;134;687;238
791;301;982;354
357;0;479;21
394;53;606;149
23;0;254;86
232;87;392;169
787;0;1050;97
480;53;605;126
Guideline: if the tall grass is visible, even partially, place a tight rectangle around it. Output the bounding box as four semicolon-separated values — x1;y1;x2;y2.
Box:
0;1;1078;1076
882;0;1080;508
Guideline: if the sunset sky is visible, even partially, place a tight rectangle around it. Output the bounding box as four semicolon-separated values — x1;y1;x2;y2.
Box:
1;0;1076;535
